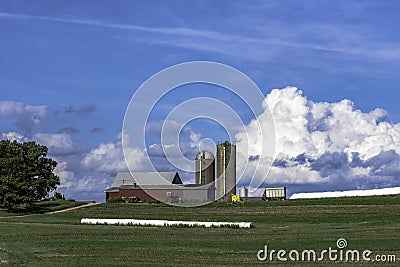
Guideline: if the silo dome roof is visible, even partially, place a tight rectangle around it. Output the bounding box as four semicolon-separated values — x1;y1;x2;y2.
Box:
196;150;214;160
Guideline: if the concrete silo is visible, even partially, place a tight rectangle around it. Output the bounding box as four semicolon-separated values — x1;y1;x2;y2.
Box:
195;151;215;185
216;141;236;201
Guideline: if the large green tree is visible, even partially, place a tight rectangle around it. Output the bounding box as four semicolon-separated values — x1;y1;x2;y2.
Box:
0;140;60;210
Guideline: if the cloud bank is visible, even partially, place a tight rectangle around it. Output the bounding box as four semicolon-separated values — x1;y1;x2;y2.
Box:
237;87;400;193
2;88;400;200
0;101;47;133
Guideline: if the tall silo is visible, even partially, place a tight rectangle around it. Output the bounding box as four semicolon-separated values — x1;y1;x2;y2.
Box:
216;141;236;201
195;151;215;185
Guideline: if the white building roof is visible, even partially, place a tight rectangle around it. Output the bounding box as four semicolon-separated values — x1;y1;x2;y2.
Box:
290;187;400;199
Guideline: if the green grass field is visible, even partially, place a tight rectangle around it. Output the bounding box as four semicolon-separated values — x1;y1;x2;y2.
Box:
0;196;399;266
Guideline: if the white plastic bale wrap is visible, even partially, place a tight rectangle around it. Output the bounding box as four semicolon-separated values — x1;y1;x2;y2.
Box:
80;218;252;228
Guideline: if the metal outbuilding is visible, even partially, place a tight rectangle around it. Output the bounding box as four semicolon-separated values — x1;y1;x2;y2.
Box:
262;187;286;200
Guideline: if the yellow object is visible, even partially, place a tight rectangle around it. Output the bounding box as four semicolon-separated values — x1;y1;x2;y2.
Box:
231;195;241;203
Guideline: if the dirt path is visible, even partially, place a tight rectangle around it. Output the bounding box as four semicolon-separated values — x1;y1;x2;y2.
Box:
46;202;101;214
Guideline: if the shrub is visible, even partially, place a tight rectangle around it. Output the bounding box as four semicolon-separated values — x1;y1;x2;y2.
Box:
107;197;122;203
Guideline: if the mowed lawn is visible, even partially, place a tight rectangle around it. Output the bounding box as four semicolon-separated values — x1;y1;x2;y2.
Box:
0;196;399;266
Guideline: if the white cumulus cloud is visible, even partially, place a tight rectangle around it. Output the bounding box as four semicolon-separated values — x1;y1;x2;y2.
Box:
0;101;47;133
81;138;147;174
1;131;28;142
237;86;400;192
32;133;73;149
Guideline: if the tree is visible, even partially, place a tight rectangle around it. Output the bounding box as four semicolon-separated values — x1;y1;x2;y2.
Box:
0;140;60;210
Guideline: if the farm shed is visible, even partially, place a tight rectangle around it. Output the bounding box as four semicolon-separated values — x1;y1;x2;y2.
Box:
262;187;286;200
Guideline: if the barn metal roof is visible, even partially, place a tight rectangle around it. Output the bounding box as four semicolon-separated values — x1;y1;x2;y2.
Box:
110;172;182;188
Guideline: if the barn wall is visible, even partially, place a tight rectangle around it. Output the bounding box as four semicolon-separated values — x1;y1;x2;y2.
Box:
107;192;119;200
146;189;184;202
107;188;216;203
183;189;214;202
117;189;184;203
118;189;157;202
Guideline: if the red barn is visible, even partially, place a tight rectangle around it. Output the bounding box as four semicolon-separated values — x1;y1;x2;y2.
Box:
104;172;215;203
104;172;182;202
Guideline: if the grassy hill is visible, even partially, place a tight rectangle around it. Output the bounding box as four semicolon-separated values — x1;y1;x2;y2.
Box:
0;195;399;266
0;199;89;217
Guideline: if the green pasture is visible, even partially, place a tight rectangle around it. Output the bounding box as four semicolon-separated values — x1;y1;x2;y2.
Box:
0;196;399;266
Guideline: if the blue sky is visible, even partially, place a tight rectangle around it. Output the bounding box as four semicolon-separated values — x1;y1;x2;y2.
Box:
1;1;400;201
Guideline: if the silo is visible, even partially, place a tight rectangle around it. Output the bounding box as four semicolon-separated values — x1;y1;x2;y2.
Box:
216;141;236;201
239;187;248;199
195;151;215;185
